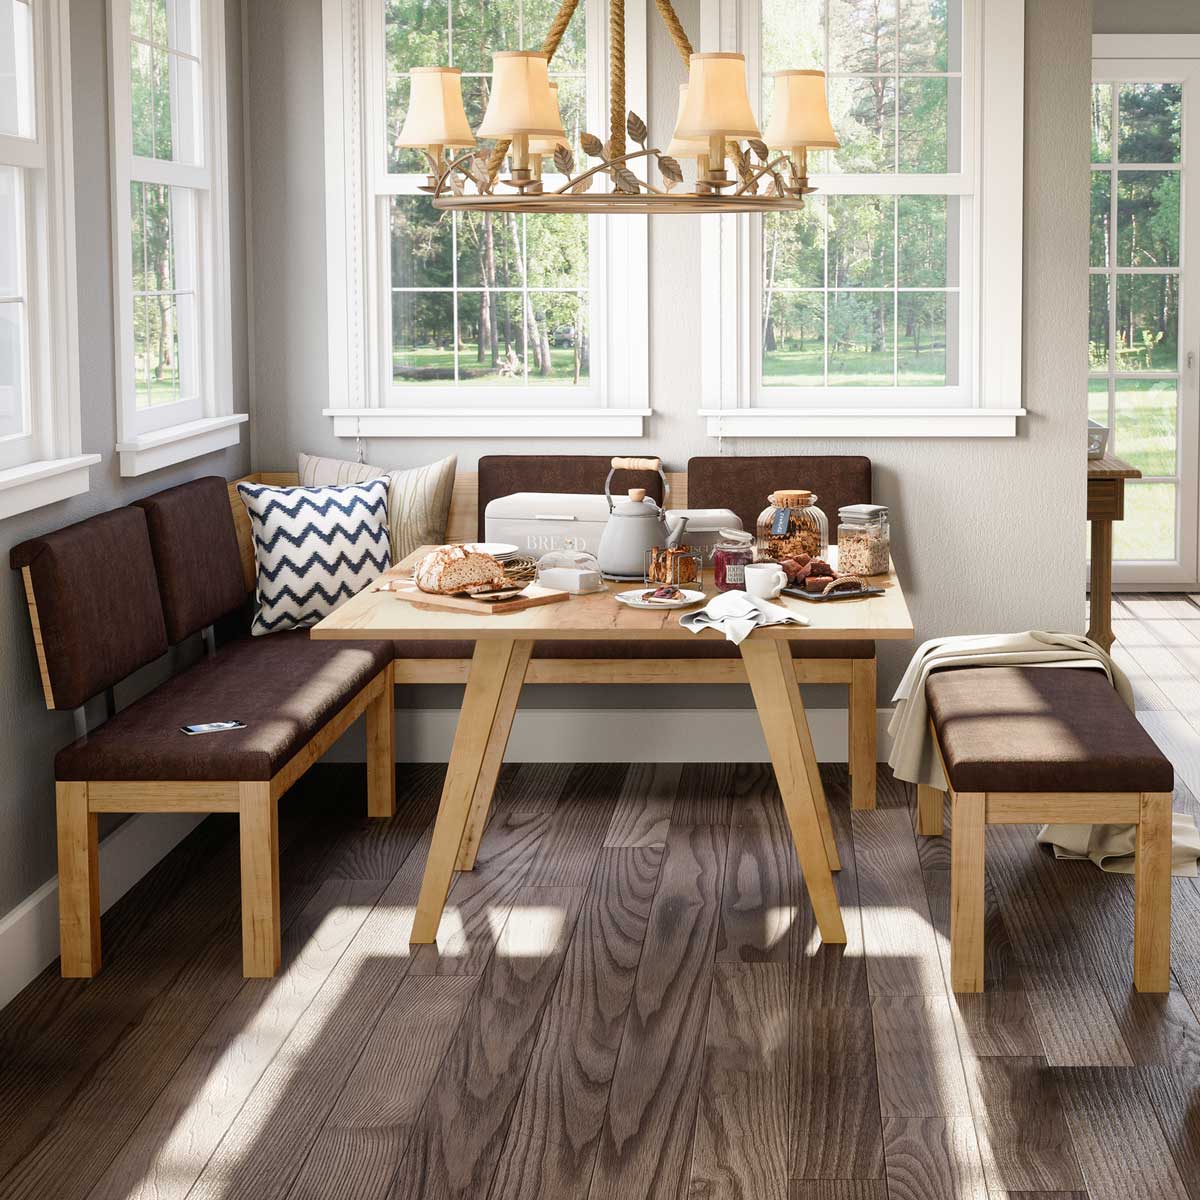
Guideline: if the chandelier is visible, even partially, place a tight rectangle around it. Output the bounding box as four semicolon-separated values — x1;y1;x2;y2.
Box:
396;0;839;215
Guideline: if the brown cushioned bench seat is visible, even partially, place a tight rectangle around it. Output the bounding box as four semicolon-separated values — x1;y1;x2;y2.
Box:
55;632;392;782
393;638;874;660
926;665;1173;794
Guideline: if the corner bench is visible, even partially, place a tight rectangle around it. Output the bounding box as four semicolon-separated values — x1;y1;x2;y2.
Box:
915;665;1174;993
14;476;395;979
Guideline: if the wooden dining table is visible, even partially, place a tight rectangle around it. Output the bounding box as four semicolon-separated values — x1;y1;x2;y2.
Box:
312;551;914;949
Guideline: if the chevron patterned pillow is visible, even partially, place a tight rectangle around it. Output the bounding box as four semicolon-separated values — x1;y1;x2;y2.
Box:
236;479;391;635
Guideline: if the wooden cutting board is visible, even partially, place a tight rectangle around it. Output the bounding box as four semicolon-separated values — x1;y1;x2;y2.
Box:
374;579;570;615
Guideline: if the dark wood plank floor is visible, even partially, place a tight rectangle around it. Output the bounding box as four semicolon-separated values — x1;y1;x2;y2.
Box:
4;598;1200;1199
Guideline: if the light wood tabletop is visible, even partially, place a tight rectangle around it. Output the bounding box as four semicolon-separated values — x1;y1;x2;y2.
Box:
312;549;914;956
310;548;915;643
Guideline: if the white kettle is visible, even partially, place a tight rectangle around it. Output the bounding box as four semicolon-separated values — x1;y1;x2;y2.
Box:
597;456;689;580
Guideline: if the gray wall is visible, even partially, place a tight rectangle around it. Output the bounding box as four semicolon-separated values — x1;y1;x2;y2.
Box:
1094;0;1200;34
245;0;1091;705
0;0;251;915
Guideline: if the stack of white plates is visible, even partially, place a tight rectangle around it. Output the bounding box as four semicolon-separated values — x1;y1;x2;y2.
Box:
464;542;520;564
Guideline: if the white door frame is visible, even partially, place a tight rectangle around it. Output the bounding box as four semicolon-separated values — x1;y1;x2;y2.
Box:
1092;38;1200;589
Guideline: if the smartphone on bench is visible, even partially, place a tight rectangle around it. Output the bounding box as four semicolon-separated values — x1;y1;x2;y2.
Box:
180;720;247;736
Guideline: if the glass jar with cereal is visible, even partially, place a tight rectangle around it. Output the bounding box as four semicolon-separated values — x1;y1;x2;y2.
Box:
755;490;828;563
836;504;890;577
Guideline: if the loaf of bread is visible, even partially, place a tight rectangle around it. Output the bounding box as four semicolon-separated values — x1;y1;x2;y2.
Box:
414;545;508;595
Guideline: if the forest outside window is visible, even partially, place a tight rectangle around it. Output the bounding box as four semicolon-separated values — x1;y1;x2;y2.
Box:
109;0;243;475
0;0;97;518
322;0;650;439
700;0;1025;437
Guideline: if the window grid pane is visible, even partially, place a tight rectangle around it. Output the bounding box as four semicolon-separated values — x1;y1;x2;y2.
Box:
760;1;963;393
131;0;204;166
131;180;200;410
385;0;591;391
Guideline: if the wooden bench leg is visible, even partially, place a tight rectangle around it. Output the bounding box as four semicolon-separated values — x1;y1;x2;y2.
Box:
850;657;877;810
455;641;532;872
950;791;986;993
1135;791;1172;993
239;782;281;978
57;781;100;977
366;672;396;819
917;785;945;837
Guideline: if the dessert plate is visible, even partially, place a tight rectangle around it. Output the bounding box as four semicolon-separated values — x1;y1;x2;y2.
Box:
614;588;707;610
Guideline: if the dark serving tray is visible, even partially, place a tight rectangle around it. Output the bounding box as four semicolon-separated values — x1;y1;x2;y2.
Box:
783;584;886;603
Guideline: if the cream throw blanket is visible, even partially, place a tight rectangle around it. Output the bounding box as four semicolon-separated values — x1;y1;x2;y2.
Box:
887;631;1199;876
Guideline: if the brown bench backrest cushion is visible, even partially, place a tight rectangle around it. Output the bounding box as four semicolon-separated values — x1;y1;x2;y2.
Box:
11;507;168;709
134;476;247;643
477;456;665;539
687;456;872;532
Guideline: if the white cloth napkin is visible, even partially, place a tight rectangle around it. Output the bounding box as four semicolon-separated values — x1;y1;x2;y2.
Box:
679;589;808;645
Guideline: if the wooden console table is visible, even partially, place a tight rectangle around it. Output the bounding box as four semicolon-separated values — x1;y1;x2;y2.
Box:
1088;452;1141;651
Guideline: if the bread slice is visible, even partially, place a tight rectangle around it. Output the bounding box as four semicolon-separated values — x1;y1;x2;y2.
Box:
414;545;508;595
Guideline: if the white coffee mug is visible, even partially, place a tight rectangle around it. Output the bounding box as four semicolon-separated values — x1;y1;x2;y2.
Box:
743;562;788;600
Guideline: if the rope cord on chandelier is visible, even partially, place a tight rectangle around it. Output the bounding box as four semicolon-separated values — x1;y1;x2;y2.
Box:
486;0;695;181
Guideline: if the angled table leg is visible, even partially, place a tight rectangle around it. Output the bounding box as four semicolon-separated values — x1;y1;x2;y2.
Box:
412;638;531;944
455;640;533;871
741;638;846;945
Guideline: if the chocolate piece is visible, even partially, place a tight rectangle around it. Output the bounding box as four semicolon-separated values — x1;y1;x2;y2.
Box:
804;576;831;593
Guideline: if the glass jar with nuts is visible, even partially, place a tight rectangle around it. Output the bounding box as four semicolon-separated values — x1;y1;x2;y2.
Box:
755;490;828;563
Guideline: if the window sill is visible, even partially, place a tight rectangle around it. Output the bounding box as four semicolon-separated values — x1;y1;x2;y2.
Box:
0;453;102;520
116;413;249;477
699;408;1027;439
324;407;652;440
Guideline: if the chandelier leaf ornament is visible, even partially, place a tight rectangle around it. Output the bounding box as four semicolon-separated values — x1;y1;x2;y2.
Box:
396;0;840;215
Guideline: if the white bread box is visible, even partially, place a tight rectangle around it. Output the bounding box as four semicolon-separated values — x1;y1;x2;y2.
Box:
485;492;613;556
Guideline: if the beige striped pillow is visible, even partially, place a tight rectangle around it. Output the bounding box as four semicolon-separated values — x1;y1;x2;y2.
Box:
297;451;457;561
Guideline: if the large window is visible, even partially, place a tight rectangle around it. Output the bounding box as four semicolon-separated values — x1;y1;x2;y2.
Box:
0;0;98;519
109;0;244;476
323;0;649;439
701;0;1025;438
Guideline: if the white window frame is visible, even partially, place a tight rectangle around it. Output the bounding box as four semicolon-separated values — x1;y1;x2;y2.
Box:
699;0;1026;438
0;0;100;520
321;0;650;440
107;0;245;477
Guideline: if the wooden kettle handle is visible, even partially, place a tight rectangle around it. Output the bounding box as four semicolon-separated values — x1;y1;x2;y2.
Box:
611;456;662;472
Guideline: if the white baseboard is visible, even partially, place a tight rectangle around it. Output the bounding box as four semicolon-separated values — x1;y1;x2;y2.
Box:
323;706;896;765
0;811;204;1011
0;705;894;1012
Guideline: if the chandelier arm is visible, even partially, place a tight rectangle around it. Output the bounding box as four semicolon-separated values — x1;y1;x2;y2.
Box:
609;0;625;159
431;149;484;197
734;154;797;196
551;146;657;194
652;0;693;65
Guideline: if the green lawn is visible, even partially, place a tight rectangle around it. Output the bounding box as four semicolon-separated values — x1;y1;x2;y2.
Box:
763;344;948;388
393;346;585;384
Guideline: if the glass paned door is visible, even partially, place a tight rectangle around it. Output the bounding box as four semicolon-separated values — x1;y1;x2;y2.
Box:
1090;59;1200;585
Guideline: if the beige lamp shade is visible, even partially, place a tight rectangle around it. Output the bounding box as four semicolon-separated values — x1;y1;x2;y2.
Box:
763;70;840;150
674;53;761;140
666;84;709;159
529;82;569;155
478;51;562;138
397;67;476;148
